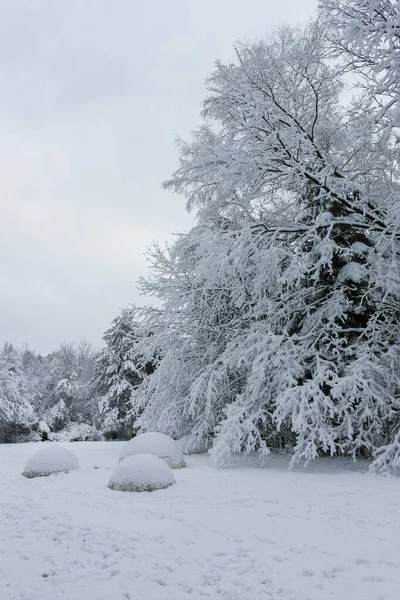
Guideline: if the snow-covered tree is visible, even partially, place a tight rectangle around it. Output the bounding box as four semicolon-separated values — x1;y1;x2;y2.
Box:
0;344;35;441
318;0;400;472
21;341;99;432
134;18;400;471
95;308;151;435
45;341;98;427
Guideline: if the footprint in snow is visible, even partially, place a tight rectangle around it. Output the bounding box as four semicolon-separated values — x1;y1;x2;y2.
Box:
301;570;315;577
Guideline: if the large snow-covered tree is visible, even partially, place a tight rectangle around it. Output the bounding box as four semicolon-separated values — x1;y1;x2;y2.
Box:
134;17;400;471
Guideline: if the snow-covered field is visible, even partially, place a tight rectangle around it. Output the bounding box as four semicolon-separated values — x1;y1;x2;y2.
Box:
1;442;400;600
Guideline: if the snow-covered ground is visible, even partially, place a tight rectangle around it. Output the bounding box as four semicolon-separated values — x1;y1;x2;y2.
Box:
1;442;400;600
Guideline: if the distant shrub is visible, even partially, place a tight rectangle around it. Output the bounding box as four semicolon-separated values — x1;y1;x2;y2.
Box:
0;422;34;444
103;424;133;441
48;422;102;442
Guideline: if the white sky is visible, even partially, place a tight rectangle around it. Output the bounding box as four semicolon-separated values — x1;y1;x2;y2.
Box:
0;0;317;354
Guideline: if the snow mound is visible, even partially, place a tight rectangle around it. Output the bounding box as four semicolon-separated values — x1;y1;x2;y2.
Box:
109;454;175;492
22;446;79;478
119;432;185;468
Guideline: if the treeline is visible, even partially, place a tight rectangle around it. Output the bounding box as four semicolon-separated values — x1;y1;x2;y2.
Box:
0;308;146;443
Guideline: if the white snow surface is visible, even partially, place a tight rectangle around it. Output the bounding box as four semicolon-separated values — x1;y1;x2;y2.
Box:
120;432;185;468
109;454;175;492
22;445;79;478
2;442;400;600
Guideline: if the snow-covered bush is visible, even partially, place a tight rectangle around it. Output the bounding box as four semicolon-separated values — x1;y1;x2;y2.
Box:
100;403;133;440
119;432;185;468
22;446;79;478
0;423;36;444
109;454;175;492
48;422;102;442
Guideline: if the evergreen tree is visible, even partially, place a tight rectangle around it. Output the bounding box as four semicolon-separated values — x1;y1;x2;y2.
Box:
95;308;148;435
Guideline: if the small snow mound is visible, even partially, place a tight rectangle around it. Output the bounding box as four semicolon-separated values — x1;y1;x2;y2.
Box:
119;432;185;468
109;454;175;492
22;446;79;478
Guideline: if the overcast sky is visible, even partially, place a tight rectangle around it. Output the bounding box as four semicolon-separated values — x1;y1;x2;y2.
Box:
0;0;317;354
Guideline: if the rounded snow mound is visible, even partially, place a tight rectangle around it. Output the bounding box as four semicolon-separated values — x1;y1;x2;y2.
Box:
119;432;185;468
109;454;175;492
23;446;79;478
